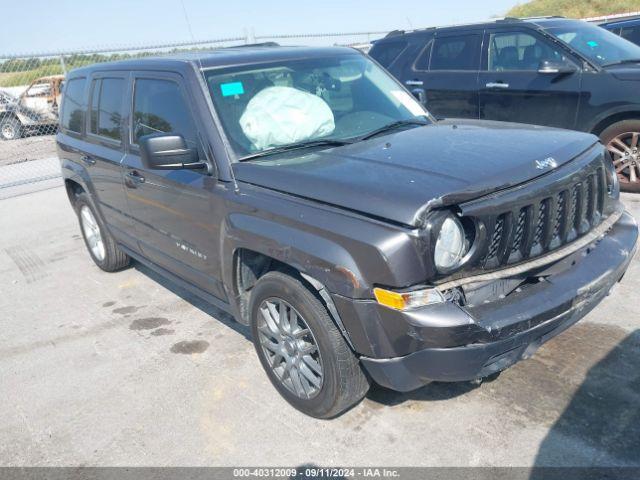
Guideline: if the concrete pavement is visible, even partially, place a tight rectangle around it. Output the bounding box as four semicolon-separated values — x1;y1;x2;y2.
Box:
1;187;639;467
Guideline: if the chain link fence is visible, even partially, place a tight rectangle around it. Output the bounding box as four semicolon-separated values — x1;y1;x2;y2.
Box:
0;31;386;197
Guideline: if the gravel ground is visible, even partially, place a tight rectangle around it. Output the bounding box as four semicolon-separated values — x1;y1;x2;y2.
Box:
0;134;57;166
0;187;638;468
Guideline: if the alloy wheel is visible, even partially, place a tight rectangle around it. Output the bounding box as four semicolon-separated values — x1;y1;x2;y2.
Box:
80;205;106;262
1;123;16;140
607;131;640;187
257;298;324;399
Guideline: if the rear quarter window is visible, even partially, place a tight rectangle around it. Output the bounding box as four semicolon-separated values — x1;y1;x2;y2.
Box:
370;40;408;68
60;77;86;134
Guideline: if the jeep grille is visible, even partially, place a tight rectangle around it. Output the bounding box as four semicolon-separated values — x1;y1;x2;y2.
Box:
481;167;606;268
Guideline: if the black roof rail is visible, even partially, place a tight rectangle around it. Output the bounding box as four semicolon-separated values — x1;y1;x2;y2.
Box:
597;14;640;24
384;30;405;38
496;15;566;23
228;42;280;48
519;15;566;20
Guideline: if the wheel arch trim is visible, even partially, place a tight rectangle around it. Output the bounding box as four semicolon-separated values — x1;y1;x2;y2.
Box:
588;107;640;136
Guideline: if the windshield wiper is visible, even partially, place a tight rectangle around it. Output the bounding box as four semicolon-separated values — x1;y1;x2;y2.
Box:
602;59;640;67
356;119;430;141
238;139;352;161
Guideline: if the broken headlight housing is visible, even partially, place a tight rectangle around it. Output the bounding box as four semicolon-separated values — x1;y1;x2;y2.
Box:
434;215;466;271
431;213;475;273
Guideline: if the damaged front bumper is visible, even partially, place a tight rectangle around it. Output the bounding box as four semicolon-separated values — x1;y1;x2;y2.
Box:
336;211;638;392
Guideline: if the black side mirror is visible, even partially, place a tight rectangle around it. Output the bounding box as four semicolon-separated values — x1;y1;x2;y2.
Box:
139;133;207;171
538;59;578;74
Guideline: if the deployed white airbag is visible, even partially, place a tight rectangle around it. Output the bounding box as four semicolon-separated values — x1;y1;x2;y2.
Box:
239;86;335;150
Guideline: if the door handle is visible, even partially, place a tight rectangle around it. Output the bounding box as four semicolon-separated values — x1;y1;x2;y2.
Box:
485;82;510;89
405;80;424;87
81;155;96;166
125;170;145;187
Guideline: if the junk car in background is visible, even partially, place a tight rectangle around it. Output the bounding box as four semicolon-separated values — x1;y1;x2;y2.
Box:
0;74;64;140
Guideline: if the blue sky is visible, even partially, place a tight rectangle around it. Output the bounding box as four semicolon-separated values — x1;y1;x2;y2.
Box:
2;0;522;55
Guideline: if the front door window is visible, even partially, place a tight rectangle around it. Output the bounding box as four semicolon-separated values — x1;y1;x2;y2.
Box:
488;32;567;71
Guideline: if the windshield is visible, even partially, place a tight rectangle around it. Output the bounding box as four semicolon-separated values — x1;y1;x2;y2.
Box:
203;54;430;159
546;22;640;66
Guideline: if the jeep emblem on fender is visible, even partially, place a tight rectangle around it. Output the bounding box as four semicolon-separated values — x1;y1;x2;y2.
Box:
535;157;557;170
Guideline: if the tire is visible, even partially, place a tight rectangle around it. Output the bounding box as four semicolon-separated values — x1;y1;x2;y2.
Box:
0;116;22;141
600;120;640;193
249;271;370;418
74;192;130;272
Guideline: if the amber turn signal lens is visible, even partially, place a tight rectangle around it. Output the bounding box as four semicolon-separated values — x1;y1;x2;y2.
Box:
373;287;444;311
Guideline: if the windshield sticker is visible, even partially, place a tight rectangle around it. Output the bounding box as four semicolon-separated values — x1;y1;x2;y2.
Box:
587;40;599;48
391;90;426;117
220;81;244;97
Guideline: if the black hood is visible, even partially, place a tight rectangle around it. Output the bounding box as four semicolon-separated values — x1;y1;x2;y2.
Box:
233;120;599;227
604;63;640;81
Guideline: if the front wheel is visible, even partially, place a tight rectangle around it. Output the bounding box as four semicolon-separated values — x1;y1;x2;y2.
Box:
250;271;369;418
600;120;640;193
0;116;22;141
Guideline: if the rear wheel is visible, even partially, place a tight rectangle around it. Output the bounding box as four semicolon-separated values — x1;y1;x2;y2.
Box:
250;271;369;418
74;192;130;272
0;116;22;140
600;120;640;193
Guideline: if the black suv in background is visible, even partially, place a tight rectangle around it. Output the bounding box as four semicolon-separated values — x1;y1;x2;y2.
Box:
599;15;640;46
57;46;637;418
370;17;640;191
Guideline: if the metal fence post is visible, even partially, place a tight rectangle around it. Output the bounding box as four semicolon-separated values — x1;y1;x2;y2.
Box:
59;55;67;76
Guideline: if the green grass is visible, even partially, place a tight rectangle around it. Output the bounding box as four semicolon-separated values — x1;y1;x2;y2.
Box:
507;0;640;18
0;47;215;88
0;65;63;87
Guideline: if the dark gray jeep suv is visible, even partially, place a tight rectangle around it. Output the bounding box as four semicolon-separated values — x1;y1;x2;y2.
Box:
57;45;638;418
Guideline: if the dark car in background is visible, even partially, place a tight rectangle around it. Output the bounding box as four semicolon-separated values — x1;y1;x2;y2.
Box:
370;17;640;191
599;15;640;46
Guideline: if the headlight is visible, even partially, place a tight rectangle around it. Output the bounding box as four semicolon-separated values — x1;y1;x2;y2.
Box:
434;215;467;272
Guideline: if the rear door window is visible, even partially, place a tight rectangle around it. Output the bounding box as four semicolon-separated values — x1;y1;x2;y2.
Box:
369;40;408;68
61;77;86;134
89;77;124;142
430;34;481;71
